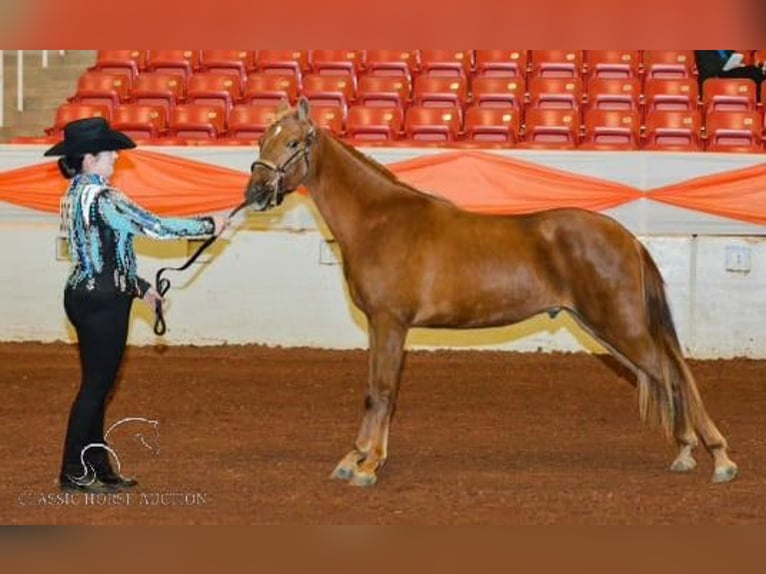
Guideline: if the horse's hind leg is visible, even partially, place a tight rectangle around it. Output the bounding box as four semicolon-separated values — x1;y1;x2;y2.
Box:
632;365;700;474
570;310;734;481
669;351;737;483
595;327;736;483
645;341;737;482
330;313;407;487
636;369;697;473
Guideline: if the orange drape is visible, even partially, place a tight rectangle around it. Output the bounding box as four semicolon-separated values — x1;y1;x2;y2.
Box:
0;149;250;216
389;151;640;213
649;162;766;226
1;148;765;224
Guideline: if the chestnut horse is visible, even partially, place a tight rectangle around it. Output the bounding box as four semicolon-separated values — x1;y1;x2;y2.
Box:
245;98;737;486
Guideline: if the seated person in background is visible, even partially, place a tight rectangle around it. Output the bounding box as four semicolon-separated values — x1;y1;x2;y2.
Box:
694;50;765;102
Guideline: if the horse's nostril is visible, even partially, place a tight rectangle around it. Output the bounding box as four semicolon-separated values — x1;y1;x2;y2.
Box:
246;184;264;199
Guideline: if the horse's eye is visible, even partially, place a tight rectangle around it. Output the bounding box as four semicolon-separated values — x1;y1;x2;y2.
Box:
288;140;299;149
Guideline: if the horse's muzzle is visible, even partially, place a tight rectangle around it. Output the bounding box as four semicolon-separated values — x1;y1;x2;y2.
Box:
244;183;284;212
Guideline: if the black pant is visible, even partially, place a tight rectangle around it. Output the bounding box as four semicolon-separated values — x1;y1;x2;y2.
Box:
61;287;133;480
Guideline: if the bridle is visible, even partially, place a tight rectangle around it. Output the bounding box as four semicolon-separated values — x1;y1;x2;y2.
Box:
249;121;317;207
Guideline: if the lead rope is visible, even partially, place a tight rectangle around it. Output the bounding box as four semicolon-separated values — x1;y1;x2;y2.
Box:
155;125;314;334
153;199;250;336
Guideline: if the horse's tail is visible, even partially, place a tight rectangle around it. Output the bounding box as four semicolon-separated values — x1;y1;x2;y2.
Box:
636;242;694;440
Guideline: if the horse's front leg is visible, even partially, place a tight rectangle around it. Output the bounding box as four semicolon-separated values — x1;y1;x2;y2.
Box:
331;314;407;487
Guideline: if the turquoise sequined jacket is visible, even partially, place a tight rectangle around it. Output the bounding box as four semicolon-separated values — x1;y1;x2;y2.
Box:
62;173;215;297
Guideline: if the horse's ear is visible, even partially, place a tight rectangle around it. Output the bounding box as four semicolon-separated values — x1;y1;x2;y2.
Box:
297;96;310;121
277;97;290;115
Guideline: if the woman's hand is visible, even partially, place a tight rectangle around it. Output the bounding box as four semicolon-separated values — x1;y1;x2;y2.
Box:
142;285;164;311
212;215;229;236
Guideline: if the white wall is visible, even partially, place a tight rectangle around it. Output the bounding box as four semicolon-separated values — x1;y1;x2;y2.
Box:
2;146;766;358
2;196;766;358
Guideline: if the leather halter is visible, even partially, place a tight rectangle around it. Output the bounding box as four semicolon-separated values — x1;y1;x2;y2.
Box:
249;122;317;207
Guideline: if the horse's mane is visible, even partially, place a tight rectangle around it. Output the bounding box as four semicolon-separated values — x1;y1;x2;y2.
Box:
326;129;455;206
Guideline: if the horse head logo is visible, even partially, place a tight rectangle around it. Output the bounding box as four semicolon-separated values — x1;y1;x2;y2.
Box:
66;417;161;486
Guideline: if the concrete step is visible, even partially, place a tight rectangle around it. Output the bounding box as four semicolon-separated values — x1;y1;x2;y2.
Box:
2;51;97;142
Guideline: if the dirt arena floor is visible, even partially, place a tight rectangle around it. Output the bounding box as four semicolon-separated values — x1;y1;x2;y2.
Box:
1;341;765;525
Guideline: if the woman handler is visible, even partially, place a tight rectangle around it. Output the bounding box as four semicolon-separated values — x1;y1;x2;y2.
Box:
45;117;227;493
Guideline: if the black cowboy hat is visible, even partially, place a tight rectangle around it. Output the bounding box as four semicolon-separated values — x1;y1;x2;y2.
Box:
43;116;136;157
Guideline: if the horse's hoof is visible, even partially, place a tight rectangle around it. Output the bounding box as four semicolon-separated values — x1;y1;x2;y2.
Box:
712;464;738;484
670;456;696;473
330;464;355;481
348;470;378;487
330;450;365;480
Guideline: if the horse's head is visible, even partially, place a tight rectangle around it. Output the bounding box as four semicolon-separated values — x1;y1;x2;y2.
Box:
245;97;317;211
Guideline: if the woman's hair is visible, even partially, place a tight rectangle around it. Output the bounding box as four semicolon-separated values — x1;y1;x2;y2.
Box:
57;155;85;179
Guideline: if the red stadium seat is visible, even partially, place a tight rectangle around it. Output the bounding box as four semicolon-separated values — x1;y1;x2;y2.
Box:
470;76;526;109
529;50;584;78
585;77;641;111
643;78;699;112
167;104;226;140
72;71;131;114
186;72;243;111
580;109;641;150
47;103;111;136
92;50;146;82
584;50;640;79
517;108;580;149
301;74;355;115
403;105;462;143
412;76;469;112
702;78;757;114
310;50;363;77
111;104;167;142
705;110;763;153
474;50;528;77
528;76;583;110
642;109;702;151
130;72;186;115
462;106;520;145
356;75;410;111
146;50;200;80
243;73;299;106
227;104;280;142
643;50;695;79
308;104;346;136
345;105;404;142
363;50;419;81
417;49;473;78
255;50;309;80
199;50;254;86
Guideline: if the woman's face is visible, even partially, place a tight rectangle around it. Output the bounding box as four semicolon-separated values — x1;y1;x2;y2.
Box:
83;150;117;179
